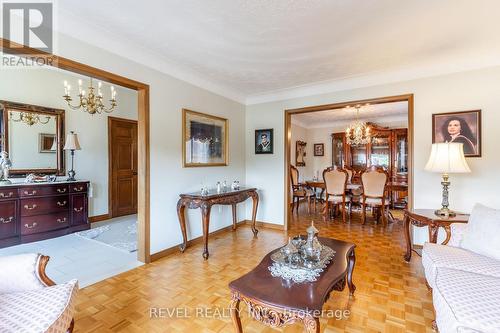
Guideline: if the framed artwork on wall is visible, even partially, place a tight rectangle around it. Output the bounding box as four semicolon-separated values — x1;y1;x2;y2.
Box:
432;110;481;157
255;128;273;154
296;141;306;166
39;133;56;153
182;109;228;167
313;143;324;156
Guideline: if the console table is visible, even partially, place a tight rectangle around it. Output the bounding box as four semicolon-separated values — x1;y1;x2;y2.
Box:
229;237;356;333
0;181;90;248
177;187;259;259
403;209;469;262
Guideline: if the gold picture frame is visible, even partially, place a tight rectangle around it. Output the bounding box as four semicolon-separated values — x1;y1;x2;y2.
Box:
182;109;228;167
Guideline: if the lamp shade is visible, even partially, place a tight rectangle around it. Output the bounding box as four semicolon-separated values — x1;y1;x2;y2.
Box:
425;142;470;174
63;131;81;150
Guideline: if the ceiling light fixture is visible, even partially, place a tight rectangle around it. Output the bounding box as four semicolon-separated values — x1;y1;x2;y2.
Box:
345;104;371;146
63;77;117;115
9;111;50;126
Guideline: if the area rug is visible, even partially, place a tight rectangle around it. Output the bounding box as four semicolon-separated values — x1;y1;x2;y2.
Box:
76;219;138;253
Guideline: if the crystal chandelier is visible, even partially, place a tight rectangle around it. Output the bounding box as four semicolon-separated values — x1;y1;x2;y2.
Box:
63;78;117;115
9;111;50;126
345;105;371;145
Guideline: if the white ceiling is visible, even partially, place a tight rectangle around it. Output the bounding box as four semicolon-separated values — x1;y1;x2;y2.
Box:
56;0;500;104
292;101;408;128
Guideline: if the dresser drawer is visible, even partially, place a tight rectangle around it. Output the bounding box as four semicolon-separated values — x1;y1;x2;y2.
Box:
71;194;88;225
0;188;17;200
19;185;69;197
21;212;69;235
20;196;69;216
70;183;88;193
0;200;17;239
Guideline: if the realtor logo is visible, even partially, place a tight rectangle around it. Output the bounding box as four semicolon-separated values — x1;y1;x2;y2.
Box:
2;2;53;52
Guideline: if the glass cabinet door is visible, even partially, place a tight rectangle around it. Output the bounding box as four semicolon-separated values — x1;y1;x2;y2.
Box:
350;144;367;169
331;134;344;167
370;135;390;168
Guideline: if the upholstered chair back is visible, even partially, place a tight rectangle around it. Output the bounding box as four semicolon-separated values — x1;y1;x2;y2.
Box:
323;167;348;196
362;167;388;197
290;166;299;187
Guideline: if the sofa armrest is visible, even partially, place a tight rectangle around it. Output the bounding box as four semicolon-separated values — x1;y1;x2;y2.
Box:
0;253;54;294
447;223;468;247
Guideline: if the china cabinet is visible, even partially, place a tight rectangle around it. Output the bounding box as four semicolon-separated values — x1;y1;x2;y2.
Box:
330;124;408;185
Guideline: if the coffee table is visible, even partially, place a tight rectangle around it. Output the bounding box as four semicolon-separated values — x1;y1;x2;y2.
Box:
228;237;356;333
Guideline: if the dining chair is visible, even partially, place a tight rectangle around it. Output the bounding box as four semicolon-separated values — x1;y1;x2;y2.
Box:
323;166;350;223
290;165;316;214
361;166;390;225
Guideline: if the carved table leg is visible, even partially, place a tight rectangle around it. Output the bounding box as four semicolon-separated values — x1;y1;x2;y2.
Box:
429;224;439;243
250;191;259;237
441;225;452;245
177;199;188;252
347;249;356;296
230;292;243;333
201;202;212;260
303;315;320;333
232;203;237;231
403;214;412;262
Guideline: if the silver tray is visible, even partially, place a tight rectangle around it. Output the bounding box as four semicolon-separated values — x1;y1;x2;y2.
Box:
270;245;336;270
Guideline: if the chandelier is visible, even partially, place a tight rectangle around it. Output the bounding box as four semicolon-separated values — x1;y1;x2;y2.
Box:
63;78;117;115
10;111;50;126
345;105;371;145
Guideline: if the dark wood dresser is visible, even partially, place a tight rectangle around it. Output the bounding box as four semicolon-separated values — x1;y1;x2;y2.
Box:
0;181;90;248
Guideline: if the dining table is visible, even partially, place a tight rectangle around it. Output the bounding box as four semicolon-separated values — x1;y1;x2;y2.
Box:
304;180;408;223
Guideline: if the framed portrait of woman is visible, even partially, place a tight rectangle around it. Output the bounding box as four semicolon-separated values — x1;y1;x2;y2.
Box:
432;110;481;157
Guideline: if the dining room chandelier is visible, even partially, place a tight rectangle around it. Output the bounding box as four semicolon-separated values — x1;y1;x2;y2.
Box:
345;105;371;145
63;77;117;115
9;111;50;126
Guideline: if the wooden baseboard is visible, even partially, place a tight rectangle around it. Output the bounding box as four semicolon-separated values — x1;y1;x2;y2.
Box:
243;219;284;230
151;221;246;262
150;219;286;261
89;214;110;223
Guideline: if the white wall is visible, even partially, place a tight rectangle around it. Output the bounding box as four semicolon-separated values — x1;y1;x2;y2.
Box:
0;68;137;217
39;33;247;255
246;66;500;244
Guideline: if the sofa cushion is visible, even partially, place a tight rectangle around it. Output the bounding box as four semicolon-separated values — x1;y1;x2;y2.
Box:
0;253;46;294
461;204;500;260
433;268;500;333
0;279;78;333
422;242;500;289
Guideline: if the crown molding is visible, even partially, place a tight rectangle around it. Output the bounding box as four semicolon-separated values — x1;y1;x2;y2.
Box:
292;114;408;130
55;8;246;104
245;57;500;105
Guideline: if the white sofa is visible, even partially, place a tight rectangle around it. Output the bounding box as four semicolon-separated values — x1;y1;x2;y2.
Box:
0;253;78;333
422;222;500;333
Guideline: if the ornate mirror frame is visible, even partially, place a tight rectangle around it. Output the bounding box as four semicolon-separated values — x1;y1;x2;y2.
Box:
0;100;65;176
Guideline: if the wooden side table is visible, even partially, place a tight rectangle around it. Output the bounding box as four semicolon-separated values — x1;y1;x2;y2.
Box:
403;209;469;262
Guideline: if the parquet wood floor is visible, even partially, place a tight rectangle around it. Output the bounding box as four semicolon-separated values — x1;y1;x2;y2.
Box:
73;207;434;333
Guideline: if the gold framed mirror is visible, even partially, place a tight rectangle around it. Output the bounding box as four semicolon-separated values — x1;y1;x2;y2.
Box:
0;100;65;176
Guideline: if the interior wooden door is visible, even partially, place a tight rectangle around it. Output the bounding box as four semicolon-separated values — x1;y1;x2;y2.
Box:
109;117;138;217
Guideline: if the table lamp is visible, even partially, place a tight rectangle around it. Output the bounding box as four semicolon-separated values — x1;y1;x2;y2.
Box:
425;142;471;217
63;131;81;181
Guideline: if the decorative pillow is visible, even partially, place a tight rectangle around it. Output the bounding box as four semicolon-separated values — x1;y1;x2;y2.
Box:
461;204;500;260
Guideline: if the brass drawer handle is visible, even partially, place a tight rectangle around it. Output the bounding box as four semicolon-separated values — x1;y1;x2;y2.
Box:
57;200;67;206
57;217;67;223
56;188;67;193
24;204;37;210
24;222;38;229
0;192;13;198
73;186;84;191
23;190;37;196
0;216;14;224
74;207;84;212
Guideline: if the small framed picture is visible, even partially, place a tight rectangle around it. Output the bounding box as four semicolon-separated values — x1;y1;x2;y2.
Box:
432;110;481;157
255;129;273;154
314;143;324;156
